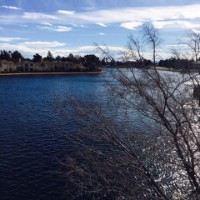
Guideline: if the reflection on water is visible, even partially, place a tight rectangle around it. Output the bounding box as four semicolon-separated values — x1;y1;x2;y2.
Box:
0;70;171;199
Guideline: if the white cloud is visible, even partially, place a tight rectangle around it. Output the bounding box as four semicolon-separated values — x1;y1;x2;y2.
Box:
120;21;142;30
177;21;200;29
0;39;126;58
99;32;105;35
0;41;68;58
72;4;200;25
80;25;86;28
0;41;66;57
79;45;124;52
1;5;21;10
96;23;107;27
22;12;57;20
41;22;53;26
0;42;45;57
192;29;200;34
76;45;126;59
153;20;200;30
71;24;86;28
0;37;27;42
0;15;22;25
37;25;72;32
0;40;68;58
2;4;200;30
20;41;66;48
0;40;172;59
153;21;176;29
55;26;72;32
57;10;75;15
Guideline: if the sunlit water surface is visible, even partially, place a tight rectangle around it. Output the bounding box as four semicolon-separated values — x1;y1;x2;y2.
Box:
0;71;161;200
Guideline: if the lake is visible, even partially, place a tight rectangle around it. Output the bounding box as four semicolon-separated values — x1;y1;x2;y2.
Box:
0;72;143;200
0;68;161;200
0;74;109;200
0;69;186;200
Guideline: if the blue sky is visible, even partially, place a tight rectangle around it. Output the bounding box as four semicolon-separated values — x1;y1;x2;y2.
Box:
0;0;200;59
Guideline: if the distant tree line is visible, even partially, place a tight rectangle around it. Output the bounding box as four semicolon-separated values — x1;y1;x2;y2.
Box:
159;58;193;69
0;50;123;70
0;50;106;71
1;49;199;71
0;50;24;63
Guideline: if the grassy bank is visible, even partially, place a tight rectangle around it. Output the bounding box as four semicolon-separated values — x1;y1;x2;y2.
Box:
0;71;104;76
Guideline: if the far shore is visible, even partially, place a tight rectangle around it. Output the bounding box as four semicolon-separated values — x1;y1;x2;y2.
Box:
0;71;104;76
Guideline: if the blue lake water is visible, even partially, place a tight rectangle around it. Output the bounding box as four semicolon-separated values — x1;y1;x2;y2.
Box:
0;73;114;200
0;72;144;200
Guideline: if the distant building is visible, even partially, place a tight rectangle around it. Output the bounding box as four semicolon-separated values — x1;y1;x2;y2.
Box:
0;60;87;73
0;60;16;72
16;61;34;72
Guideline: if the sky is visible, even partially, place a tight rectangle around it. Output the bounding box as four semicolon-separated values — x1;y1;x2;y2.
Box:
0;0;200;59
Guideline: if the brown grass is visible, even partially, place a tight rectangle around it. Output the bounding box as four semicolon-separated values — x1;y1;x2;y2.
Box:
0;71;105;76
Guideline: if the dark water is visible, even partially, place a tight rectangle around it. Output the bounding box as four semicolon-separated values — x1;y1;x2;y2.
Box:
1;68;188;200
0;74;110;200
0;71;148;200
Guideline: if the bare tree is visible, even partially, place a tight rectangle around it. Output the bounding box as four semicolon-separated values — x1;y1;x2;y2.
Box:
61;25;200;200
142;23;162;67
127;34;145;64
171;30;200;103
171;30;200;66
185;30;200;64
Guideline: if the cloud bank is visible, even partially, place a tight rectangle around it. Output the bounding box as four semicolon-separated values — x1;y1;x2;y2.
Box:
1;3;200;30
1;5;21;10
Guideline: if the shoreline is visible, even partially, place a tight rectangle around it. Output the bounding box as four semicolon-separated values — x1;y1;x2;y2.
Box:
0;71;104;76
